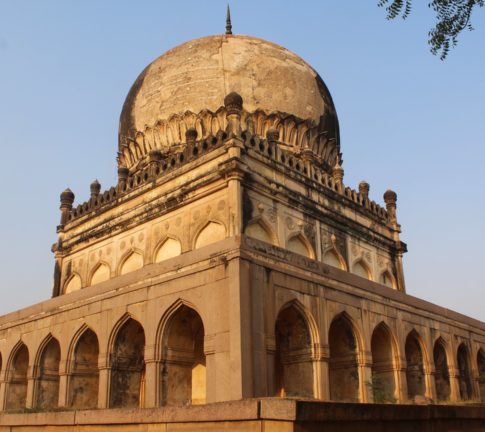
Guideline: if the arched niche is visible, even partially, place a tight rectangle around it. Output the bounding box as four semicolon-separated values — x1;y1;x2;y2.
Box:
328;314;360;402
433;339;451;402
405;331;426;400
154;238;182;263
119;251;144;276
245;220;275;245
68;328;99;409
371;323;397;402
34;337;61;410
352;260;371;280
287;235;313;258
160;305;206;406
109;318;145;408
274;303;314;398
477;349;485;402
379;270;396;289
194;221;226;249
457;343;473;400
64;273;82;294
323;249;345;270
5;343;29;410
90;263;110;286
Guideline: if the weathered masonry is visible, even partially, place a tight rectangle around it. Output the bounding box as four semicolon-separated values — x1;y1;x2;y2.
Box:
0;29;484;431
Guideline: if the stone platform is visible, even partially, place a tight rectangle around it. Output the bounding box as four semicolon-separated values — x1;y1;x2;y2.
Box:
0;399;484;432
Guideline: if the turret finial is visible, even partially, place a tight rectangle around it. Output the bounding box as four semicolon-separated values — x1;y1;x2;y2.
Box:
226;4;233;35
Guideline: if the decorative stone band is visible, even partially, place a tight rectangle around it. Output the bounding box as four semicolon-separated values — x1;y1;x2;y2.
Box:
118;107;340;173
62;128;388;228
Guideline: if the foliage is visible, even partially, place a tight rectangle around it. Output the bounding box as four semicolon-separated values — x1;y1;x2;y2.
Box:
378;0;484;59
366;372;397;403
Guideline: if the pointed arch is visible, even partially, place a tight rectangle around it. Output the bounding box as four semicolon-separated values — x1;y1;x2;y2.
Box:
64;273;82;294
477;348;485;402
33;335;60;409
433;337;451;401
371;322;398;402
286;233;315;259
351;259;372;280
5;341;29;410
89;262;111;286
274;300;316;398
405;329;427;400
457;343;473;400
379;270;396;289
322;248;347;270
118;249;144;276
245;217;278;246
159;300;206;406
154;236;182;263
67;326;99;409
108;315;145;408
328;312;361;402
194;220;226;249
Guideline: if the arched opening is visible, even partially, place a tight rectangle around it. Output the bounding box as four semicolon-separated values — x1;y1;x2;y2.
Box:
433;339;450;402
245;221;274;245
370;323;397;402
119;251;144;275
457;343;473;400
274;304;314;398
379;271;396;289
477;349;485;402
64;273;82;294
323;249;344;269
352;260;371;280
5;344;29;410
287;235;312;258
68;329;99;409
405;331;426;400
109;318;145;408
328;314;360;401
194;222;226;249
155;238;182;262
34;337;61;409
160;305;205;406
90;263;110;286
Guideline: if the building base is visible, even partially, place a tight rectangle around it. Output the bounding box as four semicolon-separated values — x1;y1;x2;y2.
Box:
0;399;484;432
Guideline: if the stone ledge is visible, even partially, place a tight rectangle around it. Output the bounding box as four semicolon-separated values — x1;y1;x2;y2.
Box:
0;399;484;427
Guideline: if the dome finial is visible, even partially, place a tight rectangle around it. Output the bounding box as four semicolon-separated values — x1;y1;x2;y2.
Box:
226;4;233;35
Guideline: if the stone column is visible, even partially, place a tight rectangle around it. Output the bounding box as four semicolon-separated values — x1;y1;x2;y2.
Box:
57;361;69;408
97;357;110;409
314;345;330;400
143;345;158;408
0;370;6;410
360;352;374;403
25;366;35;408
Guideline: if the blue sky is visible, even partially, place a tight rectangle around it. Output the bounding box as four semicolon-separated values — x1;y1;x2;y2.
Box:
0;1;484;320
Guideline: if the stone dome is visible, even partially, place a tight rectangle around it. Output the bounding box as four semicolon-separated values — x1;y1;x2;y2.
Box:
118;34;340;167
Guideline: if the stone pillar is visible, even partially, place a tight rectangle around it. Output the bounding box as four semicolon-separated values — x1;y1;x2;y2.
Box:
0;370;6;410
25;366;35;408
360;352;374;403
397;362;409;402
143;346;158;408
97;363;110;409
57;360;69;407
314;345;330;400
359;181;370;207
449;366;461;402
